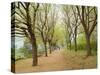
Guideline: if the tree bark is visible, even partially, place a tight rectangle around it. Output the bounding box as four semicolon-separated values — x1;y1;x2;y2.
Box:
41;32;48;57
31;34;38;66
74;26;77;52
85;33;92;56
44;42;48;57
69;40;71;50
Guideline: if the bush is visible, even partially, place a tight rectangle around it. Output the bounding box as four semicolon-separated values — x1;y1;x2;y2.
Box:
11;47;33;61
15;52;26;61
18;47;32;58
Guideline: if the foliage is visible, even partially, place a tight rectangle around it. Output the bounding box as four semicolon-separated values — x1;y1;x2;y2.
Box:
11;47;33;61
66;33;97;54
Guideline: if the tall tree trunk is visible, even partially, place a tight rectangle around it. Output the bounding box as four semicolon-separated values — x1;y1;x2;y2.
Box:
41;32;48;57
44;42;48;57
69;40;71;50
74;36;77;52
49;43;52;54
44;43;48;57
31;34;38;66
74;26;77;52
85;33;92;56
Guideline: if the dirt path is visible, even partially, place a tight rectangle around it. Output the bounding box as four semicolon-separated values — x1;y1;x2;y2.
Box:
15;50;97;73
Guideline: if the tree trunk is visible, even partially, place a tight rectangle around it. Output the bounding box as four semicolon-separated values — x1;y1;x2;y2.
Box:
74;26;77;52
31;34;38;66
49;44;52;54
48;41;52;54
44;42;48;57
69;40;71;50
85;33;92;56
74;36;77;52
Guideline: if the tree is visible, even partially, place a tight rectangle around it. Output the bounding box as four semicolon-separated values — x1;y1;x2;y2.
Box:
36;4;51;57
47;5;58;54
71;6;80;51
11;2;40;66
76;6;97;56
62;5;73;50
